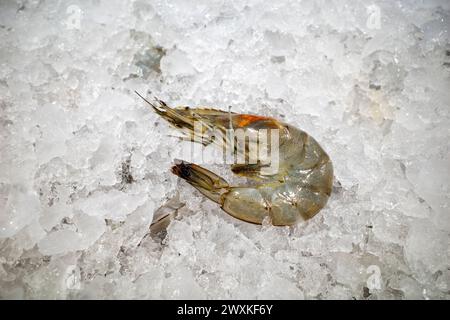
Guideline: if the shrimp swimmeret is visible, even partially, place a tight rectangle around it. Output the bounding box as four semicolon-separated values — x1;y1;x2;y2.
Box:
136;92;333;230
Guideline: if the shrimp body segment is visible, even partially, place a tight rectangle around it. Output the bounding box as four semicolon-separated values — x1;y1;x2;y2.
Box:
137;94;333;226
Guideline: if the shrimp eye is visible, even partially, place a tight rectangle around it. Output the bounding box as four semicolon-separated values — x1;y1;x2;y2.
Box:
180;164;191;177
171;162;191;178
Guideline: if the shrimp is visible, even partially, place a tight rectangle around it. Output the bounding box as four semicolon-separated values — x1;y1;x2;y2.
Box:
136;92;333;227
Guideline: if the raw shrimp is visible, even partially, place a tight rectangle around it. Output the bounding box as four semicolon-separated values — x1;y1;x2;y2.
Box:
136;92;333;227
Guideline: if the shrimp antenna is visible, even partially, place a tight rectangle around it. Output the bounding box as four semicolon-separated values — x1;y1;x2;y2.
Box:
135;90;154;106
135;90;166;114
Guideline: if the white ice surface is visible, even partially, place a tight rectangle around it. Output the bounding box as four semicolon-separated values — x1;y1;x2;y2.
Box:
0;0;449;299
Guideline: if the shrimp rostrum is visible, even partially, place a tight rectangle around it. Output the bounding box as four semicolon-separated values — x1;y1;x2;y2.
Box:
137;92;333;227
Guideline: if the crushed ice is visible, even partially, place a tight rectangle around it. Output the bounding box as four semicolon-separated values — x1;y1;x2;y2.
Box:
0;0;449;299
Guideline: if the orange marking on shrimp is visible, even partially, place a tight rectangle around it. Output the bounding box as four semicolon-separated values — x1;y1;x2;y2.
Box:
237;114;271;127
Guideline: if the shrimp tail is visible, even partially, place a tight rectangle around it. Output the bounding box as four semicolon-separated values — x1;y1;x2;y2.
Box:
171;160;229;204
